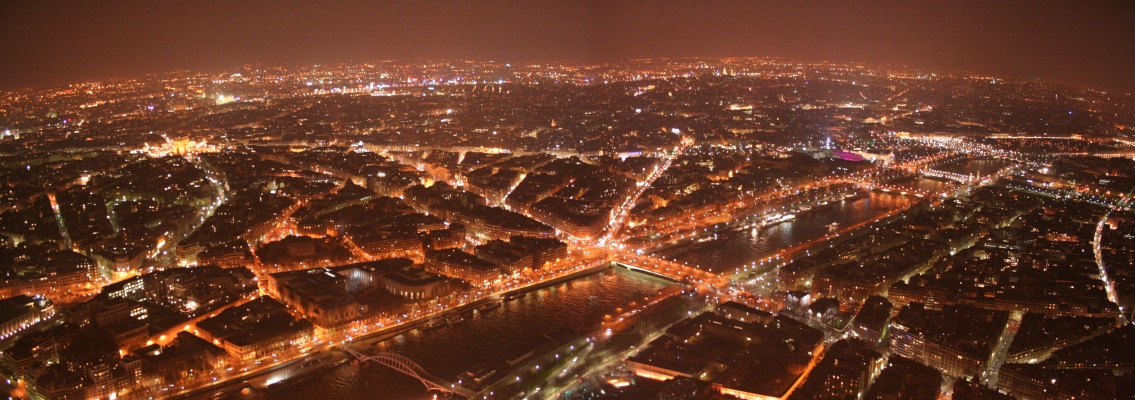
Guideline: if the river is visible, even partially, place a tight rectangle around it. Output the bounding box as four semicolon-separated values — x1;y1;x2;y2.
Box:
888;176;958;193
665;191;920;273
934;157;1013;176
242;268;675;400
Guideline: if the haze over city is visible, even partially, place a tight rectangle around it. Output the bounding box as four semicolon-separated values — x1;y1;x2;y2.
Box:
1;2;1135;400
3;1;1135;93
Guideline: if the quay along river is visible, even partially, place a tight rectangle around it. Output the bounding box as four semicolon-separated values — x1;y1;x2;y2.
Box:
237;267;675;400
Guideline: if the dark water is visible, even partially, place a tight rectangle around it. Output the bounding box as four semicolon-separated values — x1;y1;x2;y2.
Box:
671;192;918;273
250;268;673;400
889;177;958;193
934;158;1012;176
908;178;956;193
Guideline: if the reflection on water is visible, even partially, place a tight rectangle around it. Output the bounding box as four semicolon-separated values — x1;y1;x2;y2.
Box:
889;176;957;193
934;158;1012;176
246;268;673;400
908;178;956;193
672;192;918;273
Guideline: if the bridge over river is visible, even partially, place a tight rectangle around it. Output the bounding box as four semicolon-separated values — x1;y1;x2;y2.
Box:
341;345;477;398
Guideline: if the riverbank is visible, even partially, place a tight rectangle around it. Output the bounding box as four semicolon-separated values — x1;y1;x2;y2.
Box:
477;288;709;399
173;262;614;399
249;265;677;400
656;190;921;274
642;188;863;257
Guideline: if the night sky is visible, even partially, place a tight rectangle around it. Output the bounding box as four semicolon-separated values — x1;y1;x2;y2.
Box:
2;0;1134;93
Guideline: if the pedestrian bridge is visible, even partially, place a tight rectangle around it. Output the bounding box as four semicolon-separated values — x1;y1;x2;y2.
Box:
341;345;476;398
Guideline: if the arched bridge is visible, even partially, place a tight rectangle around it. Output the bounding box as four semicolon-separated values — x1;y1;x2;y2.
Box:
341;345;475;398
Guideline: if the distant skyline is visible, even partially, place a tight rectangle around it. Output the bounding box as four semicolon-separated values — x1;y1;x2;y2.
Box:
2;0;1135;93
